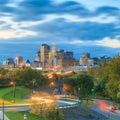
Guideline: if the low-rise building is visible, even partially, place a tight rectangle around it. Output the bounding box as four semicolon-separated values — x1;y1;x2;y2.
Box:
79;53;94;66
3;58;15;68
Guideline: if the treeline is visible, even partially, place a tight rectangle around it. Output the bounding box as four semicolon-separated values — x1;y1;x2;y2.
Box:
61;55;120;102
88;55;120;102
0;68;48;88
0;55;120;102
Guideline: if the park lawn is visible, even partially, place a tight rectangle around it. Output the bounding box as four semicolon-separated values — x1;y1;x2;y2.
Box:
5;111;42;120
0;86;32;104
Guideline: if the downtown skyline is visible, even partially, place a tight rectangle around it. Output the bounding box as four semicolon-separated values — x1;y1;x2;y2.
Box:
0;0;120;63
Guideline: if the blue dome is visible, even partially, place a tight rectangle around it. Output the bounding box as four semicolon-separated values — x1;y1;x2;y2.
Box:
26;59;30;64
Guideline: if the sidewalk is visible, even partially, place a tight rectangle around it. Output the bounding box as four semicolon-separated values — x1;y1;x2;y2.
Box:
0;111;10;120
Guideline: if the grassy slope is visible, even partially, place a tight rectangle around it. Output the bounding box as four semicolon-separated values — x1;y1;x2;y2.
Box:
0;86;32;104
5;111;41;120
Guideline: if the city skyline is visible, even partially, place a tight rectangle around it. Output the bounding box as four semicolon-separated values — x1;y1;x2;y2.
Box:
0;0;120;63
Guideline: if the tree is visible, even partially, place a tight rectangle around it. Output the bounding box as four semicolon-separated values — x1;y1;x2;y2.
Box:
15;68;48;88
30;93;64;120
77;74;94;99
105;56;120;100
44;106;64;120
64;74;94;99
0;67;9;75
64;74;78;94
95;76;109;97
88;55;120;101
117;92;120;102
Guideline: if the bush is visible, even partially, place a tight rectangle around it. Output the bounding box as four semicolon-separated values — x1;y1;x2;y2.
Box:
44;106;64;120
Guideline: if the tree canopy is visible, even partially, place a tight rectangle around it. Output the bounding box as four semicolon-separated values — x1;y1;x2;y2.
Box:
64;74;94;99
88;55;120;101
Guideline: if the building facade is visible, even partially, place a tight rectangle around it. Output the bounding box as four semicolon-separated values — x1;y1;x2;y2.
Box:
35;44;79;69
15;56;23;66
79;53;94;66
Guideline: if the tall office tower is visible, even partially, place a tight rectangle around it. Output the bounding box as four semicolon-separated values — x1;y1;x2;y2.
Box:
15;56;23;66
52;43;56;56
40;44;50;67
52;43;58;67
53;56;58;67
48;52;52;67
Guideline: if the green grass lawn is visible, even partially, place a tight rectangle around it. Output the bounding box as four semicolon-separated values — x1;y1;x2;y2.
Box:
5;111;42;120
0;86;32;104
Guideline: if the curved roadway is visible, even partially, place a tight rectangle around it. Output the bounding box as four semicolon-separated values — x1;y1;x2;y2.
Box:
0;99;120;120
92;99;120;120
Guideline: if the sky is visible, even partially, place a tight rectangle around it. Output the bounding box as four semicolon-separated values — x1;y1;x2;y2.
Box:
0;0;120;63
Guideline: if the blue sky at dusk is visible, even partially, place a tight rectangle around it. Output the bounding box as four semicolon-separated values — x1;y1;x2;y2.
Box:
0;0;120;63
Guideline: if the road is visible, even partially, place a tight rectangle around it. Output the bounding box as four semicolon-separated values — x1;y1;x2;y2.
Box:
0;100;76;111
0;99;120;120
92;99;120;120
0;106;30;111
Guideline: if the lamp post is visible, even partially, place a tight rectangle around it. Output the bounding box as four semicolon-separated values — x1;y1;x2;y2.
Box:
2;80;16;120
10;81;16;103
78;87;81;105
50;82;55;89
2;93;8;120
2;98;4;120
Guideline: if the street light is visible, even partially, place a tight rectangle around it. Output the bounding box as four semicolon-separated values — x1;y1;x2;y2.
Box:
49;81;55;94
78;87;81;105
2;81;16;120
2;92;8;120
2;98;4;120
10;81;16;103
50;81;55;88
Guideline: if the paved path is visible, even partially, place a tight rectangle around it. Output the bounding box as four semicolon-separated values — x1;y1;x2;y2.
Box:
0;111;10;120
92;99;120;120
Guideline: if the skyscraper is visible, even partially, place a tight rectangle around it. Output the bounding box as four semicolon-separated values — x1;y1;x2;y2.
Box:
15;56;23;66
40;44;50;67
35;43;79;69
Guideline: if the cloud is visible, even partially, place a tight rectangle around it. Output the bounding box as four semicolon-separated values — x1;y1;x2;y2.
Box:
31;17;119;41
69;40;84;44
0;0;120;43
4;0;89;22
95;6;120;16
96;37;120;48
70;0;120;11
0;12;119;40
0;29;37;39
69;37;120;48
